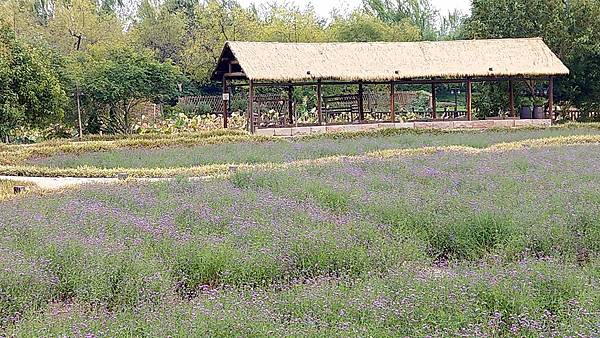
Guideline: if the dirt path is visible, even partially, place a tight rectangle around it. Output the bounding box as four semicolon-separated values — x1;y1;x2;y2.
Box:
0;176;173;190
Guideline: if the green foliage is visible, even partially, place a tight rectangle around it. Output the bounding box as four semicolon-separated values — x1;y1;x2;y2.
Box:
467;0;600;113
518;97;533;107
80;43;182;133
328;11;420;42
0;23;67;139
533;97;547;107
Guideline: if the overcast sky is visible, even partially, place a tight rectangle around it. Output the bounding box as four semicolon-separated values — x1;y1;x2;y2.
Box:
237;0;471;18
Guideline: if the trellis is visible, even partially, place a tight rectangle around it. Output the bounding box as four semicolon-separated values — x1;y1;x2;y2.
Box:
323;91;432;123
178;96;223;114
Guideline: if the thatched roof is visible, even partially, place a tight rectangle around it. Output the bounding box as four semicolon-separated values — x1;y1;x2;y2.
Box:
212;38;569;82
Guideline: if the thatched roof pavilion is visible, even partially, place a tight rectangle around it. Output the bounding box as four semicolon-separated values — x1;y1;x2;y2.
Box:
212;38;569;132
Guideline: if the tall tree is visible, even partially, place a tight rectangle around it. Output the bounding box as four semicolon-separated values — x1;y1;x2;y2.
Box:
362;0;438;40
0;23;67;139
468;0;600;114
80;43;182;133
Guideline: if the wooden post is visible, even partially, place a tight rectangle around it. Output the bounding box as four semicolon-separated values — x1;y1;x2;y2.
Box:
390;82;396;123
317;81;323;125
358;82;364;122
287;84;293;125
548;76;554;121
431;83;437;120
466;79;472;121
222;77;228;129
248;80;255;133
509;79;515;118
76;85;83;140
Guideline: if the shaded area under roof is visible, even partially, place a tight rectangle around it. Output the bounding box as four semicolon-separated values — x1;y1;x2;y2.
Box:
212;38;569;82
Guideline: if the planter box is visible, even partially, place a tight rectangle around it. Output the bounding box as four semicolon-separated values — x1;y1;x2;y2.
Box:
520;107;533;119
533;106;545;119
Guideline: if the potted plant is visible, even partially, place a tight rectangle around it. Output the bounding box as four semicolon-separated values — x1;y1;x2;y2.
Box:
532;97;547;119
518;97;533;119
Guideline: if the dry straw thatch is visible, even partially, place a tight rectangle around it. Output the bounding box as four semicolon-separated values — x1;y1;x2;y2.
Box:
213;38;569;82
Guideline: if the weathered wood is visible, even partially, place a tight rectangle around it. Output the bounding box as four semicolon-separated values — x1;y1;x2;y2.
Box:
466;79;473;121
509;79;515;118
222;77;228;128
548;76;554;120
224;72;247;78
358;82;364;121
317;81;323;124
248;80;255;133
431;83;437;120
390;82;396;123
287;85;293;124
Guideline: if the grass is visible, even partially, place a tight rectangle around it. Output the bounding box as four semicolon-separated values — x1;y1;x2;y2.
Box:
1;140;599;336
0;124;598;178
0;180;36;200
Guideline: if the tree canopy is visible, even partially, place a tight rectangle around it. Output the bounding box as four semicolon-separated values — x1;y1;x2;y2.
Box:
0;22;67;139
1;0;600;137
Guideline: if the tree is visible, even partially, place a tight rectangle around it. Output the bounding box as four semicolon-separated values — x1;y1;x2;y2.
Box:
362;0;438;40
80;43;182;133
131;0;189;64
0;23;67;139
467;0;600;114
328;10;420;42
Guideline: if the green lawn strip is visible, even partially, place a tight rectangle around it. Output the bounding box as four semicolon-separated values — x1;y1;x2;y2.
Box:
15;125;600;173
2;134;600;178
0;133;276;166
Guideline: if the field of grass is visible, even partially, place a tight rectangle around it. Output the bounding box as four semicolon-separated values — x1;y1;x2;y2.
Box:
1;138;599;336
24;126;600;170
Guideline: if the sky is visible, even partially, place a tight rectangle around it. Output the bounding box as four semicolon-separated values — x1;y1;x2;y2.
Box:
237;0;472;18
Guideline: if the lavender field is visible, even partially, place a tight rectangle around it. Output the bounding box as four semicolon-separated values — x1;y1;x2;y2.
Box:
1;141;599;336
28;127;600;169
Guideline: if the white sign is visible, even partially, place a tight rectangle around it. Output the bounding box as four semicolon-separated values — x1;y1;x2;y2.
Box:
222;93;230;101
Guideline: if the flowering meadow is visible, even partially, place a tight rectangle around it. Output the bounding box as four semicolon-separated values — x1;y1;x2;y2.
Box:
1;137;599;336
28;126;600;169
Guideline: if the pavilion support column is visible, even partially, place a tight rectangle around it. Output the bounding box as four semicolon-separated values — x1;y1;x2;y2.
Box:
390;82;396;123
431;83;437;120
466;78;473;121
509;79;515;118
358;82;364;122
248;80;255;133
548;76;554;121
222;77;228;129
317;80;323;125
287;84;294;125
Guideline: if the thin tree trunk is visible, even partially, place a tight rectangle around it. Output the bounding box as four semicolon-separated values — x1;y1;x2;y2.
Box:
76;85;83;140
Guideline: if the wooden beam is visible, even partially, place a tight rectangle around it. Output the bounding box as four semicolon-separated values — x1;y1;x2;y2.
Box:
245;76;552;88
431;83;437;120
248;80;255;133
224;72;247;78
548;76;554;121
509;79;515;118
390;82;396;123
358;82;364;122
222;77;228;129
287;84;293;125
317;81;323;125
466;79;473;121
